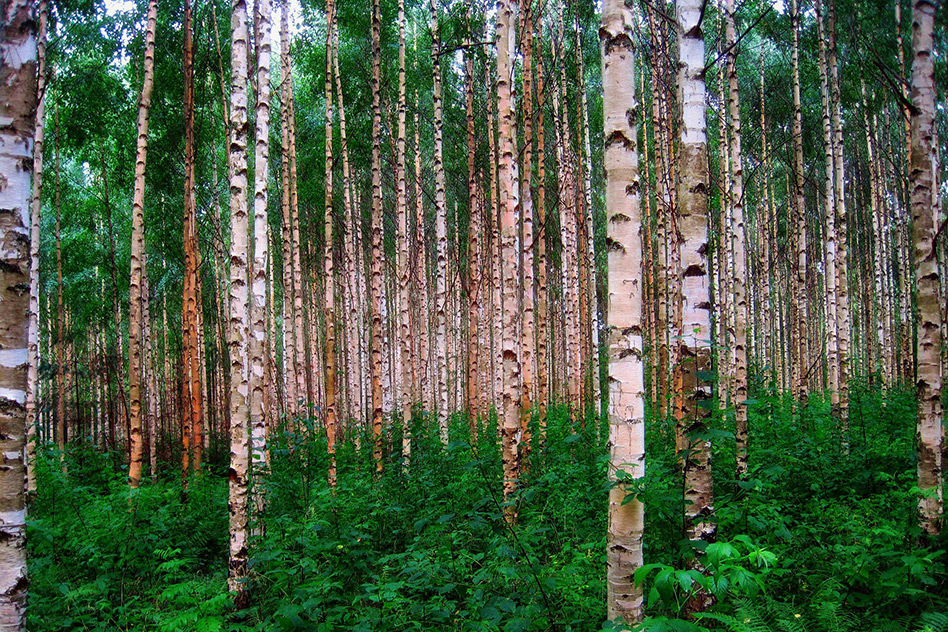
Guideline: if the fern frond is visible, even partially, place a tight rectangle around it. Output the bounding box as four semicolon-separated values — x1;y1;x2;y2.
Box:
916;611;948;632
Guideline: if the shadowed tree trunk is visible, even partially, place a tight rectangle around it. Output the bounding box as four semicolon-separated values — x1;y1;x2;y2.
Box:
909;0;943;536
371;0;385;469
789;0;808;404
724;0;748;480
181;0;203;481
55;106;64;454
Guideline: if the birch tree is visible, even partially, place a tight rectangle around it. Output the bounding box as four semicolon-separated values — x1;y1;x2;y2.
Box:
25;0;48;495
431;0;450;443
226;0;252;606
602;0;645;620
496;0;522;520
677;0;716;592
909;0;943;536
251;0;273;500
127;0;158;489
724;0;748;479
0;1;36;628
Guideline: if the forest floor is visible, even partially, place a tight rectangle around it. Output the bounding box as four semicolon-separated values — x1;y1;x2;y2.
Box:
27;385;948;631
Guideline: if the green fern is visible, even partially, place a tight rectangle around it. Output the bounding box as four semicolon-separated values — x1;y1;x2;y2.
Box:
916;611;948;632
698;611;774;632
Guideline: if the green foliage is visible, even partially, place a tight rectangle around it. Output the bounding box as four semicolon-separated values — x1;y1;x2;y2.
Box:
28;443;229;631
27;388;947;631
244;407;606;631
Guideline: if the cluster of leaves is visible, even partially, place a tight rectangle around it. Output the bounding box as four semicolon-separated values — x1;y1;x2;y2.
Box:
28;443;228;631
244;408;607;631
628;380;947;631
27;386;947;631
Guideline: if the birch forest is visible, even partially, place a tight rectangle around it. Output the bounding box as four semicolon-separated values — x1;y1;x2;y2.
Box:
1;0;947;629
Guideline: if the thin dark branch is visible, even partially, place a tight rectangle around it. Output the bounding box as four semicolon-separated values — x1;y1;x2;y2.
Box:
869;52;917;116
639;0;677;28
702;7;773;74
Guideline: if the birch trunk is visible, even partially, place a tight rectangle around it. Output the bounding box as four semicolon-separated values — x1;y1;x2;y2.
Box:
279;6;297;415
827;0;850;420
520;0;535;431
251;0;273;506
816;0;840;414
323;0;338;483
182;0;202;479
535;40;548;420
677;0;716;591
909;0;943;536
333;29;363;426
432;0;450;442
575;16;601;417
724;0;749;480
226;0;252;605
0;1;36;626
496;0;521;521
465;10;480;423
396;0;411;463
287;70;307;412
55;108;64;452
413;91;431;412
26;0;48;496
127;0;158;488
602;0;645;620
789;0;808;403
371;0;385;468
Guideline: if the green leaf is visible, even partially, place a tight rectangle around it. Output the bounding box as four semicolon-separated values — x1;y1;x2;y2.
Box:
695;370;717;382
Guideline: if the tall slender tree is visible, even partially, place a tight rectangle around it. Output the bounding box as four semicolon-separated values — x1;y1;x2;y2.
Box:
496;0;521;520
226;0;252;606
127;0;159;489
520;0;535;425
535;32;548;420
826;0;850;420
816;0;840;417
0;1;37;627
251;0;273;503
323;0;338;484
678;0;716;592
724;0;748;479
54;105;64;454
465;4;480;422
396;0;412;462
909;0;943;536
789;0;808;402
182;0;203;480
602;0;645;621
431;0;450;442
371;0;385;468
26;0;48;495
279;5;298;415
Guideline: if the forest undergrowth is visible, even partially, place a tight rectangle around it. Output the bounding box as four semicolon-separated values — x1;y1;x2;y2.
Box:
28;381;947;631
